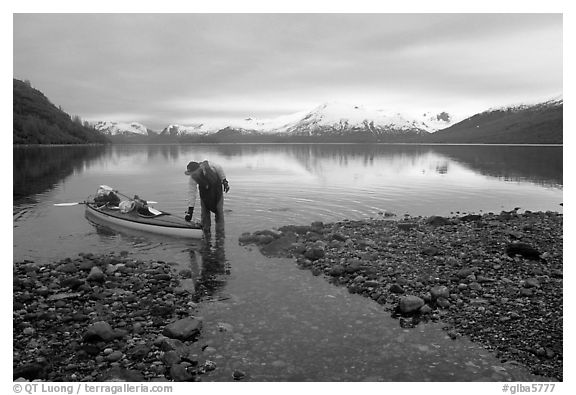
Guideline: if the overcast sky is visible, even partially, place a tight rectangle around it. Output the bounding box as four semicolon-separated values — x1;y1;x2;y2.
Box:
13;13;562;130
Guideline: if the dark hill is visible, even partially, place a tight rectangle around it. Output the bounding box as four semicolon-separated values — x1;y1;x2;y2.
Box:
425;101;562;144
13;79;109;145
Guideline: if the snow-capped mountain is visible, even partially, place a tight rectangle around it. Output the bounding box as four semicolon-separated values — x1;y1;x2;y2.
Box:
91;96;563;144
155;102;454;139
427;95;563;144
93;121;149;136
269;102;451;136
486;95;563;114
160;123;211;136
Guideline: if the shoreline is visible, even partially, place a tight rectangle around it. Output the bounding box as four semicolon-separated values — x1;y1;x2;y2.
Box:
239;210;563;381
13;210;563;382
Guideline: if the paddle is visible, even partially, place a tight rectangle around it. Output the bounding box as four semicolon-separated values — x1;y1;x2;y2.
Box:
54;185;157;207
54;202;89;207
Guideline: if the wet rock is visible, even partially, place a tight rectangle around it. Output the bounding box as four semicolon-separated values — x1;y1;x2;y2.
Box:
56;262;78;274
170;364;195;381
460;214;482;222
365;280;379;288
330;233;348;242
389;283;405;294
87;266;106;282
328;265;346;276
106;351;123;362
397;222;418;231
204;360;217;371
217;322;234;332
179;269;193;278
456;267;478;278
238;233;257;245
426;216;451;226
419;305;433;315
47;292;82;301
60;277;85;289
476;275;496;283
430;285;450;300
23;327;35;336
98;367;145;382
13;363;47;381
304;246;325;261
233;370;247;380
126;344;151;361
523;278;541;288
163;317;202;341
161;350;181;365
505;242;542;260
83;321;121;342
398;295;425;314
436;297;451;309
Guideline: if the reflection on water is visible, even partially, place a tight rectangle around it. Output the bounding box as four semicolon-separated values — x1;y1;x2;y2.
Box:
13;144;563;208
13;145;106;204
191;231;231;302
430;145;562;187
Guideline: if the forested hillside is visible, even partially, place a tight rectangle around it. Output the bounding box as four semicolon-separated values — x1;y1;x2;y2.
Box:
13;79;109;144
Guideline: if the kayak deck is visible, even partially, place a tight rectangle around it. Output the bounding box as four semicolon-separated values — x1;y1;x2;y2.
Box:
85;202;203;238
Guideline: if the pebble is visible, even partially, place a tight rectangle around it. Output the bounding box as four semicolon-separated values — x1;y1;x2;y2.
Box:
106;351;123;362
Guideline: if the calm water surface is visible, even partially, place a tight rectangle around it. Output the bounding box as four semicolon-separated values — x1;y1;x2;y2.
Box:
13;144;562;381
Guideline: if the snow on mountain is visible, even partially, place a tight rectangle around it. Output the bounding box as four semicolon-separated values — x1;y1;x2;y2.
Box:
225;102;455;135
486;94;563;114
260;102;456;136
160;124;211;136
93;121;149;136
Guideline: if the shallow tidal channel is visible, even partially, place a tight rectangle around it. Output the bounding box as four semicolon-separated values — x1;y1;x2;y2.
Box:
188;239;545;382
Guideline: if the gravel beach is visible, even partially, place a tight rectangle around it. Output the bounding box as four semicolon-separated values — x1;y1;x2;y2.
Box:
13;253;215;382
239;210;563;381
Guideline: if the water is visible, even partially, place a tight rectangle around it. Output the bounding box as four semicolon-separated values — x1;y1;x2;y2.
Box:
13;144;563;381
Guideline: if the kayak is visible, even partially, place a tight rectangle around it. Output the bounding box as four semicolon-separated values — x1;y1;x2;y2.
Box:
85;200;203;239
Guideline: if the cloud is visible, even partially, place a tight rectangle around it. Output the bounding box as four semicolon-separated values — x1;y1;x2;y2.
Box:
13;13;562;129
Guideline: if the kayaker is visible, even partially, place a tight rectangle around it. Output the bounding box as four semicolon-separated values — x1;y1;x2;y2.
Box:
184;160;230;235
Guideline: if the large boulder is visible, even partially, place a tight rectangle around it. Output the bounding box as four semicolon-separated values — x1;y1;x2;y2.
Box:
163;317;202;341
398;295;425;314
87;266;106;282
83;321;121;342
430;285;450;300
505;242;541;260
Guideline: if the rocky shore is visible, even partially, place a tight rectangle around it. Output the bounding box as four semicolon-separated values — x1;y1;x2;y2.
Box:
239;210;563;381
13;252;222;382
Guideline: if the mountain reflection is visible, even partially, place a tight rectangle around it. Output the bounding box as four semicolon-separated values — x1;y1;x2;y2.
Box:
185;144;562;188
13;144;563;206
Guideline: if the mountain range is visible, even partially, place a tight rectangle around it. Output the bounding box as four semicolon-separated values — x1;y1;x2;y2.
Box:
12;78;562;145
95;98;562;144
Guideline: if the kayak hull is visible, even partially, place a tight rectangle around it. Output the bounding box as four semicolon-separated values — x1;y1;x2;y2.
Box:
85;202;203;239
